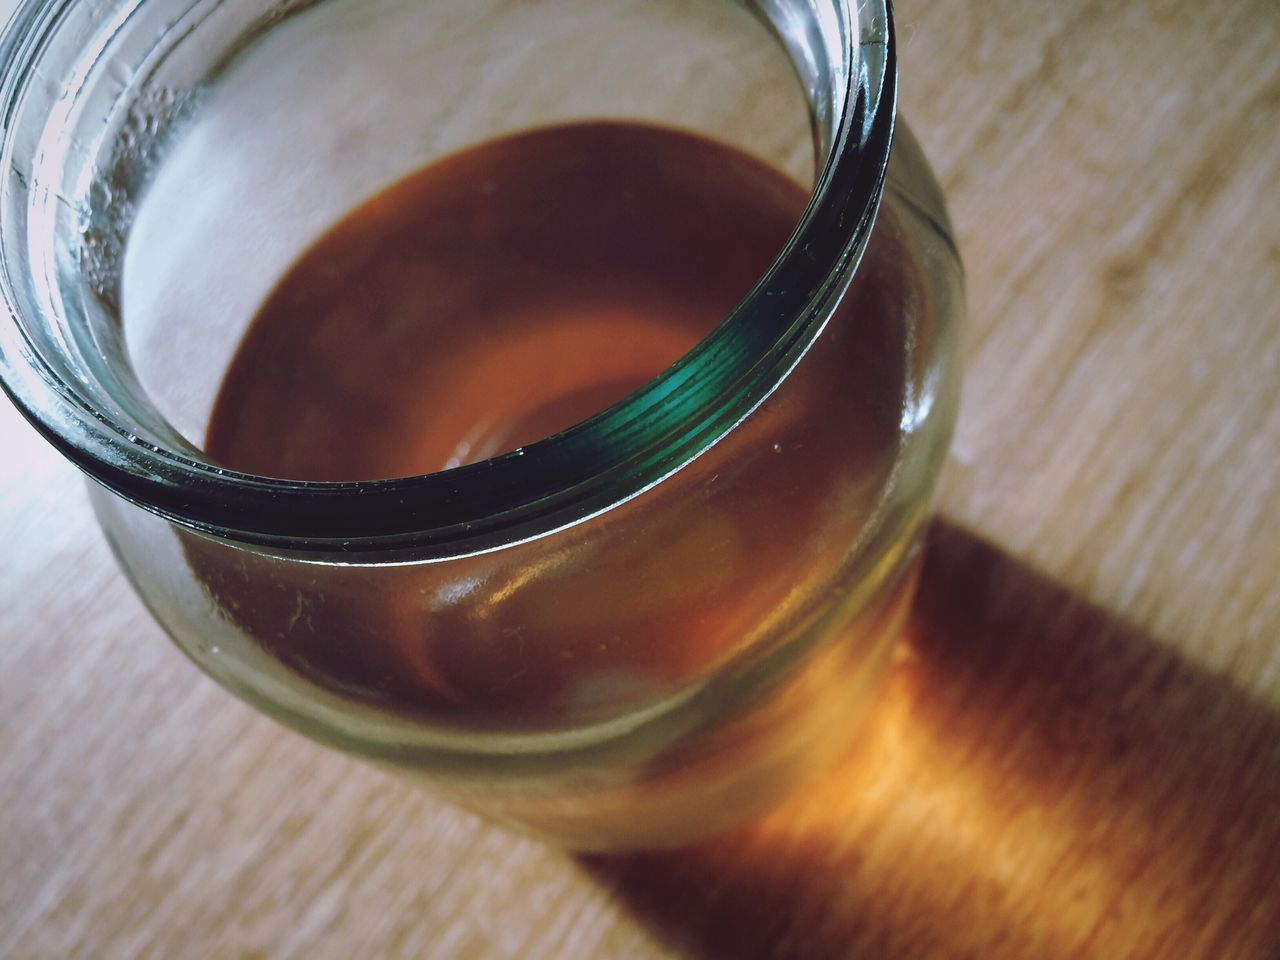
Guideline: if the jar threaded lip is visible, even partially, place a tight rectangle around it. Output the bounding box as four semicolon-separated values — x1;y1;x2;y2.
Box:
0;0;897;557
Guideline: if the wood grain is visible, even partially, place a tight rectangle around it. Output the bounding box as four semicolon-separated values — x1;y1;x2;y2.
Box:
3;0;1279;957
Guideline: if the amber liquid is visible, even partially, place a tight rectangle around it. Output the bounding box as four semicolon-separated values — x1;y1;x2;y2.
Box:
192;123;917;847
206;123;805;479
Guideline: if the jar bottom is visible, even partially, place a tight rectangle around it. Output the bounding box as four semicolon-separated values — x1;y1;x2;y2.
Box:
432;553;922;852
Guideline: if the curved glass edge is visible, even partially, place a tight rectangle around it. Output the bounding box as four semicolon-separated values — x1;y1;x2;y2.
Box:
86;119;964;773
0;0;897;559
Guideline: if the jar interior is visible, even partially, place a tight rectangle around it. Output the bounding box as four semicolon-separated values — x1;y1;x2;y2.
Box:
19;0;820;456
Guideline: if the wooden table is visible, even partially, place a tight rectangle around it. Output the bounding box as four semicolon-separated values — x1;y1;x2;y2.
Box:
3;0;1279;956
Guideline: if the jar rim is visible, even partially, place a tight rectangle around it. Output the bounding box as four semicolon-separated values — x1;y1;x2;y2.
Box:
0;0;897;559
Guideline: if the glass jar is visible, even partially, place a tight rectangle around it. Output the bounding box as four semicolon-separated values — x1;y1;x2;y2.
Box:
0;0;962;850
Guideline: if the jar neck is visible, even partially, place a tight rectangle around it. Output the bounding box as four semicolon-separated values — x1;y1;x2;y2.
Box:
0;0;897;560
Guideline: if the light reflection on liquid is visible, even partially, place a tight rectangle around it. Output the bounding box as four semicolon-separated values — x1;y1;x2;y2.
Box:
593;524;1280;958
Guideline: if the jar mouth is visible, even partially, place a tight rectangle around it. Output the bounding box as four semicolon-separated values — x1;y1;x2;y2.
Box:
0;0;896;558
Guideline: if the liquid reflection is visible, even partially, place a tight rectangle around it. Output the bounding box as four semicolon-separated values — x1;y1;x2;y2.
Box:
587;521;1280;958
